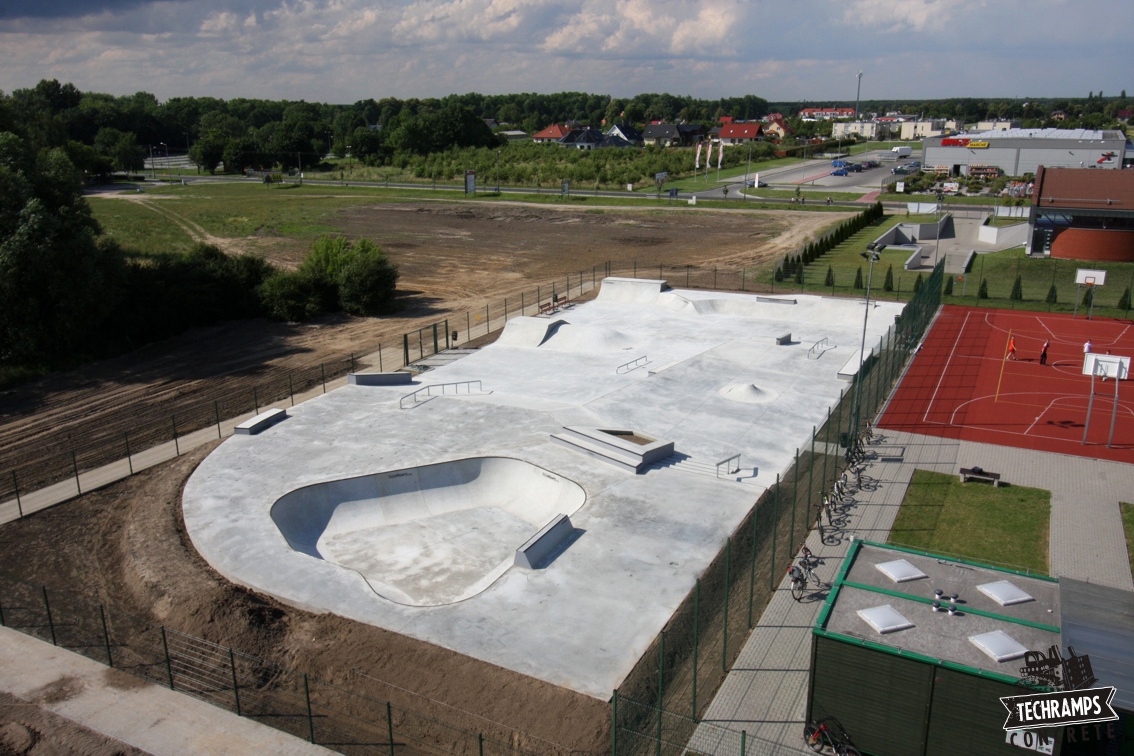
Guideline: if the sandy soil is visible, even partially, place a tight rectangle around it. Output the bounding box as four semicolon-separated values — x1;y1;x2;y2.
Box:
0;199;848;752
0;689;148;756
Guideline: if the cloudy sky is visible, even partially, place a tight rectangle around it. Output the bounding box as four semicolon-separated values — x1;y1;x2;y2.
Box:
2;0;1130;103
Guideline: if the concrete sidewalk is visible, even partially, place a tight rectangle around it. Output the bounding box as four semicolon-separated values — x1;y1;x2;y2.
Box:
691;427;1134;753
0;626;333;755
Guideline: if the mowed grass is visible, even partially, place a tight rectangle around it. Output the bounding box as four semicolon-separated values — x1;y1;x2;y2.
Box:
888;469;1050;574
1122;503;1134;576
88;195;199;255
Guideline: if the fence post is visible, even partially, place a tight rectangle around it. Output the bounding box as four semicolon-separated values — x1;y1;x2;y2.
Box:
747;510;758;627
171;415;180;457
722;536;730;672
771;476;780;589
521;291;525;315
161;626;174;690
808;429;817;531
351;352;356;373
229;648;241;716
253;387;259;414
42;586;57;646
378;344;383;371
213;401;222;440
403;334;410;366
742;268;745;291
611;690;618;756
12;472;22;519
387;701;396;756
741;729;747;756
0;597;5;626
656;630;664;756
71;449;82;495
288;373;295;406
99;604;112;667
304;673;315;743
478;733;484;756
693;579;699;718
432;325;438;355
791;449;799;551
320;363;327;393
466;312;471;339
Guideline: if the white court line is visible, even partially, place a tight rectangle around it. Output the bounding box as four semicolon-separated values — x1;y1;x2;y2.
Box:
923;310;972;423
943;391;1134;442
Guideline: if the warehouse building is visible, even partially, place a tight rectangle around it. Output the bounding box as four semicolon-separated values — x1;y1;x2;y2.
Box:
922;128;1129;179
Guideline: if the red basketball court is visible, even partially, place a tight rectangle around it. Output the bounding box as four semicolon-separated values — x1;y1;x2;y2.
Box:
879;305;1134;464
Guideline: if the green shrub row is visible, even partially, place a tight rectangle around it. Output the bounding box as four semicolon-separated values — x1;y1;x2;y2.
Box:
774;202;884;283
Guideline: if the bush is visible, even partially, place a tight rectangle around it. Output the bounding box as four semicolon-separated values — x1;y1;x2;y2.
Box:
1118;287;1131;311
269;235;402;320
259;270;323;321
1046;283;1058;305
337;243;400;315
1009;275;1023;301
978;278;989;299
944;275;954;296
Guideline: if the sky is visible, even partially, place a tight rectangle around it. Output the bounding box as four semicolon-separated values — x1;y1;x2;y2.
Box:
1;0;1130;104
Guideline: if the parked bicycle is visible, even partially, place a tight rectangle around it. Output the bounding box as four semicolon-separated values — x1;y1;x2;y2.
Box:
788;546;823;601
804;716;861;755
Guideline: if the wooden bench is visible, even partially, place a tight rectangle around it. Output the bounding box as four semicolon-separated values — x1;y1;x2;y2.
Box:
959;467;1003;486
538;301;557;315
776;333;792;346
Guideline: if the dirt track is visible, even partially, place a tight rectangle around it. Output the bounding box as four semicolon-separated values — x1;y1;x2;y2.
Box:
0;199;848;751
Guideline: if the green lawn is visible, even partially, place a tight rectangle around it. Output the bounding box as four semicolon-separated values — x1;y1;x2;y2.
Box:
1122;503;1134;577
888;469;1050;574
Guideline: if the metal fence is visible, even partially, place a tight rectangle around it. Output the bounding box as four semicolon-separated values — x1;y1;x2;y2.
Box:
0;259;793;518
0;569;577;756
611;261;945;755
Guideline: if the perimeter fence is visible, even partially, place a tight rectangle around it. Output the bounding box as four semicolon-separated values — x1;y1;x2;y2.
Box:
611;261;944;756
0;569;577;756
0;258;792;517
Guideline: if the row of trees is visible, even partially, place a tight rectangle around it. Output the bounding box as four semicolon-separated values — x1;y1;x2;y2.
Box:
0;131;398;380
775;203;885;283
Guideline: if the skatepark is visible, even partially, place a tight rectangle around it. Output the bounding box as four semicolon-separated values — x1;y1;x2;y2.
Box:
183;277;905;700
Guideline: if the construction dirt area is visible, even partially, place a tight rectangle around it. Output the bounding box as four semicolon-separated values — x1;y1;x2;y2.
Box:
0;199;850;754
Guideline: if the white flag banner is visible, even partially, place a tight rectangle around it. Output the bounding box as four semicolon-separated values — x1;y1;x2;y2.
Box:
705;141;713;168
717;143;724;168
695;143;702;169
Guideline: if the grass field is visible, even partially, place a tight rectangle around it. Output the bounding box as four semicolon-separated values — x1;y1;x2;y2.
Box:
888;469;1050;574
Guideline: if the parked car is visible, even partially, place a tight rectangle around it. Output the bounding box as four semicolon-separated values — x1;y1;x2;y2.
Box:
891;166;910;175
831;168;848;176
746;179;768;187
847;164;863;173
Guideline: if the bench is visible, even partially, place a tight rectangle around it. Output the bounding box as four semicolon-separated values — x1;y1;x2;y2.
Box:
538;301;557;315
235;408;288;435
776;333;792;346
960;467;1003;486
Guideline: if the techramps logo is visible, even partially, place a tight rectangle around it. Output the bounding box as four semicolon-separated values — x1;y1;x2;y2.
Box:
1001;646;1118;732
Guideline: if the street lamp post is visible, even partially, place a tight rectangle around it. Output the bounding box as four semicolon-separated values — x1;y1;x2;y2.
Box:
745;143;752;202
148;144;155;179
159;143;167;176
852;250;881;436
933;191;944;265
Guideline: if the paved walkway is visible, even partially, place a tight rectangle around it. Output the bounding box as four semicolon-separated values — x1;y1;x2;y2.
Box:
691;425;1134;754
0;627;333;755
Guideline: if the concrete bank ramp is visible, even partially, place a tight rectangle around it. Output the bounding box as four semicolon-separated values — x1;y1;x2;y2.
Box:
496;316;567;347
541;324;637;352
596;277;670;304
269;457;585;606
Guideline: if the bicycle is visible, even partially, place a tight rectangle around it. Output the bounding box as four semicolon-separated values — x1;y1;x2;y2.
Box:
788;546;823;601
804;716;861;755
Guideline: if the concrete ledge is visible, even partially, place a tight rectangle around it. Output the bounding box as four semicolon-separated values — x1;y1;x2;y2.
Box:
235;408;288;435
348;372;413;386
776;333;792;345
515;513;575;569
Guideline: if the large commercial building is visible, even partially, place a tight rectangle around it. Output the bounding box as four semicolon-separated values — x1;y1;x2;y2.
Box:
923;128;1129;178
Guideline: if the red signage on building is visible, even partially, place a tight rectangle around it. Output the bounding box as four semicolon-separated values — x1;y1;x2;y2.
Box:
941;138;972;147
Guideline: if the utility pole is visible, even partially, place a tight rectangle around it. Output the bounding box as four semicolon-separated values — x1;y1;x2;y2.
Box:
855;71;864;119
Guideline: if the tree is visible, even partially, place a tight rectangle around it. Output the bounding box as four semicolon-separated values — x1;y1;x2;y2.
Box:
1118;287;1131;312
1046;283;1058;305
944;275;954;296
914;273;923;294
0;132;122;366
825;266;834;287
883;264;894;292
337;241;400;315
93;127;144;172
1009;275;1023;301
978;278;989;299
795;264;804;284
854;267;863;289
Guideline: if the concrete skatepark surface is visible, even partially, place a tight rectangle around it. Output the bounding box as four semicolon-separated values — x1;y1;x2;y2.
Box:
183;278;904;699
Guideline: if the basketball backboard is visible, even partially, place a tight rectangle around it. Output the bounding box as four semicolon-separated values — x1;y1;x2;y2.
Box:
1075;269;1107;286
1083;353;1130;380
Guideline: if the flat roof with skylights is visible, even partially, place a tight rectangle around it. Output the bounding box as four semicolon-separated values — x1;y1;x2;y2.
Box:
817;542;1061;680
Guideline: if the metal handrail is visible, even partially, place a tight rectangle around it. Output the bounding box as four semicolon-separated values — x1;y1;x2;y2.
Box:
399;380;485;409
808;337;830;360
716;454;741;477
616;355;650;374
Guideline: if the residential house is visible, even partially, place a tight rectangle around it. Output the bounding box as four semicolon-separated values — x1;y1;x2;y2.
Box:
605;124;643;146
761;113;785;123
799;107;856;121
677;124;706;144
559;128;605;150
718;123;763;144
532;124;570;143
976;119;1021;131
642;124;681;146
832;121;894;140
762;118;794;141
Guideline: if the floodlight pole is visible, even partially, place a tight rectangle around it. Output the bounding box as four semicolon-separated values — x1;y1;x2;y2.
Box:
745;143;752;202
855;71;863;119
852;252;879;436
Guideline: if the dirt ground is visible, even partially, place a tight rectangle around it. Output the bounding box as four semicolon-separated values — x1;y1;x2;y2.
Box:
0;199;849;753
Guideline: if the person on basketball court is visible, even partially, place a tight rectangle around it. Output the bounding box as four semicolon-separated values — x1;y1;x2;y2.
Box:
1006;336;1017;360
1084;339;1092;354
1040;341;1049;365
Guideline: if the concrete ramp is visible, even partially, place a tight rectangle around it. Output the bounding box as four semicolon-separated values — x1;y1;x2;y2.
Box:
269;457;585;606
596;277;670;304
496;317;567;347
541;323;637;352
